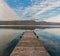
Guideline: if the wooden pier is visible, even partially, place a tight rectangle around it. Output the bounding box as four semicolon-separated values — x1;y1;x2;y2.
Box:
10;31;50;56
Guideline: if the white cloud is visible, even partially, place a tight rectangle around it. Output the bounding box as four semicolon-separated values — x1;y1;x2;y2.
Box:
22;6;41;16
0;0;20;21
20;0;60;20
44;15;60;22
32;0;60;18
8;0;60;21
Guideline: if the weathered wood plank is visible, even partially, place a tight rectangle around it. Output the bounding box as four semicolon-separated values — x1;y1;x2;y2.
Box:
10;31;50;56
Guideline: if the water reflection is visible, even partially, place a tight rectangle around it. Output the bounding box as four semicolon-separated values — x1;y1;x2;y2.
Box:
34;28;60;56
0;29;25;56
0;28;60;56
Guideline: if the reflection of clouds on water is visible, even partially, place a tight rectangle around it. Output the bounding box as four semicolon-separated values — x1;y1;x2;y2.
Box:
40;38;58;46
44;28;60;36
34;29;60;56
0;29;25;56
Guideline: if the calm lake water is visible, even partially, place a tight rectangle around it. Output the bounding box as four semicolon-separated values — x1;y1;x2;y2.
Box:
0;28;60;56
34;28;60;56
0;29;25;56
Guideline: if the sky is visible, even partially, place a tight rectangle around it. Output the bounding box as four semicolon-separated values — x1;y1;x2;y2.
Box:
0;0;60;22
0;0;20;21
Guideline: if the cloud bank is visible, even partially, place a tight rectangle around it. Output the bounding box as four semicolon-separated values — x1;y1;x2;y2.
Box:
5;0;60;22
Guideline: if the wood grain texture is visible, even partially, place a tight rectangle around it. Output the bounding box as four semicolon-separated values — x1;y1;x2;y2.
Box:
10;31;50;56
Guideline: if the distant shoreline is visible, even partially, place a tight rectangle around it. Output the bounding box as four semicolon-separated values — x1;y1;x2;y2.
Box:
0;25;60;30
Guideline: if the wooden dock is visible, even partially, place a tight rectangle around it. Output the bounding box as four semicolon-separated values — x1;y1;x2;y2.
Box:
10;31;50;56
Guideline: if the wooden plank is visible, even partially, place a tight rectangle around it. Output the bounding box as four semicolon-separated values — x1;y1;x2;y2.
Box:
10;31;50;56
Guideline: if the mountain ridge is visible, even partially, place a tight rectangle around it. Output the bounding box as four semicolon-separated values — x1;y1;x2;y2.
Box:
0;20;60;25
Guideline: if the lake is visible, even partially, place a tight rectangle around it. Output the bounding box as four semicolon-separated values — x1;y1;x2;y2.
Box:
34;28;60;56
0;28;60;56
0;29;25;56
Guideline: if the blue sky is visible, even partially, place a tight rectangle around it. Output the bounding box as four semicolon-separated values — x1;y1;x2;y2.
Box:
5;0;32;8
5;0;60;21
